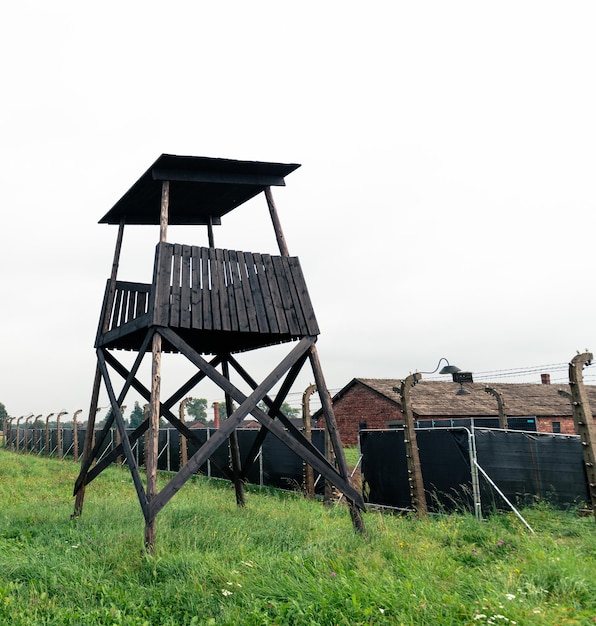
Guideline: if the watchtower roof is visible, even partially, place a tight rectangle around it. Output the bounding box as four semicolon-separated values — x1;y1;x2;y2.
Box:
99;154;301;225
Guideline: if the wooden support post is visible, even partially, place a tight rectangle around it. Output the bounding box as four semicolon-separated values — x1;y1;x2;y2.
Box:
24;415;34;454
45;414;53;457
222;359;246;507
75;219;125;515
16;416;24;453
398;374;428;518
264;187;290;257
56;411;67;460
73;367;101;517
485;387;507;430
72;410;82;462
145;180;169;552
302;384;317;499
207;216;215;248
309;344;366;534
145;332;161;551
179;397;191;467
568;352;596;522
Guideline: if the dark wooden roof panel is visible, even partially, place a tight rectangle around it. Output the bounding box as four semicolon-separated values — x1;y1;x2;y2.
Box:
99;154;301;226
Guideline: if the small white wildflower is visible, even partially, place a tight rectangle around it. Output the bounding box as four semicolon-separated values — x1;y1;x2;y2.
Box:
379;608;385;614
226;582;233;586
532;609;541;614
474;614;487;620
505;593;516;601
70;545;79;549
236;583;242;587
221;589;233;597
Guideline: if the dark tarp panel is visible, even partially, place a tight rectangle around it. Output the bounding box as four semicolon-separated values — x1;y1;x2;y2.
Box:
360;429;474;512
261;429;325;492
474;430;590;509
360;428;590;513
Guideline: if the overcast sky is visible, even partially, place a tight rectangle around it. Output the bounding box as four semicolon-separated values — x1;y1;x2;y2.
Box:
2;2;596;420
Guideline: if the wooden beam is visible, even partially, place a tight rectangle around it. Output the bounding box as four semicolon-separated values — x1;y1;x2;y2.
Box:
97;350;148;517
148;330;315;518
264;187;289;257
223;358;245;506
399;374;427;518
569;352;596;522
153;329;364;512
309;344;366;532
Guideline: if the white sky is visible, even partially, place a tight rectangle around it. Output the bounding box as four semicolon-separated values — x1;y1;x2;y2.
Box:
2;1;596;420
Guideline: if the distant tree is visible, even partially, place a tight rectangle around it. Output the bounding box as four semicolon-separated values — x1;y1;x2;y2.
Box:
0;402;8;428
129;401;145;429
186;398;208;424
217;401;237;420
256;401;300;419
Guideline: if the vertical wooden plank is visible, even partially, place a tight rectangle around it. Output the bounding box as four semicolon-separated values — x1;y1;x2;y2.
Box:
244;252;269;333
271;256;300;335
238;251;259;333
223;249;239;332
180;245;192;329
279;256;307;335
229;250;249;332
135;289;147;318
262;254;289;334
215;248;232;332
125;289;135;324
170;243;182;328
208;248;222;331
112;288;123;330
191;246;203;330
154;242;173;327
287;257;320;336
201;247;212;330
253;253;279;334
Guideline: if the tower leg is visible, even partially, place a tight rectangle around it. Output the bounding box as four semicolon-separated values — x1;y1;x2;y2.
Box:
223;359;245;506
145;332;161;552
73;365;102;517
309;345;366;534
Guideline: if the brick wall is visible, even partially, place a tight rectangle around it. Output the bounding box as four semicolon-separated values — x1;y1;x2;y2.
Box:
319;384;402;445
536;416;577;435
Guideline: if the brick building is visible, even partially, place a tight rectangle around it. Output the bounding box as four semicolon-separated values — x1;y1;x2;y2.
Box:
316;377;596;445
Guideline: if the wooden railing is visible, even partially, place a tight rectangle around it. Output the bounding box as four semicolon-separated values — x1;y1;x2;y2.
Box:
101;280;152;337
97;244;319;350
153;243;319;337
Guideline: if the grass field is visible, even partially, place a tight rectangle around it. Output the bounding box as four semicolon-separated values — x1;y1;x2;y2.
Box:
1;449;596;625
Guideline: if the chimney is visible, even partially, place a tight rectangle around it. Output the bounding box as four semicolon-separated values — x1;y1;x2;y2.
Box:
213;402;220;428
541;373;551;385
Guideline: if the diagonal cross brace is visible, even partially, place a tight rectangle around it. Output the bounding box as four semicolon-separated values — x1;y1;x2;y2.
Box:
74;330;153;494
96;349;149;517
98;349;232;481
148;332;316;517
151;328;365;517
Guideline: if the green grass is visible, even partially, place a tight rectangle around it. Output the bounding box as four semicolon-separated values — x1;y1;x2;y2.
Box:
1;450;596;625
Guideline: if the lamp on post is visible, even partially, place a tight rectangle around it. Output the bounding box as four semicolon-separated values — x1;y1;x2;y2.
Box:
419;357;462;376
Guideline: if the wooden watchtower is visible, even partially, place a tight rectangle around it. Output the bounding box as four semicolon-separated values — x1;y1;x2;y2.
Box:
73;154;365;549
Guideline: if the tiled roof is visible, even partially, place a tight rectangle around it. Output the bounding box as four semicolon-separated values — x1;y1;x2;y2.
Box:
349;378;596;418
